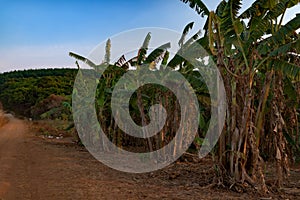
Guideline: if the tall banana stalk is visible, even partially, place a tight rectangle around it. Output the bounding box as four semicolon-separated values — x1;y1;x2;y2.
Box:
180;0;300;192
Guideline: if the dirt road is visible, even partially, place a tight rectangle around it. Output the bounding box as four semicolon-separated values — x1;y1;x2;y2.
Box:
0;119;31;199
0;119;299;200
0;119;143;200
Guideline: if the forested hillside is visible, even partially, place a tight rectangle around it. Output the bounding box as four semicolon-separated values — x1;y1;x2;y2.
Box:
0;68;77;117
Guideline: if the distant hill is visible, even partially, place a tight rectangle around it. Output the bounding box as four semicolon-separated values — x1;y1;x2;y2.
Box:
0;68;78;117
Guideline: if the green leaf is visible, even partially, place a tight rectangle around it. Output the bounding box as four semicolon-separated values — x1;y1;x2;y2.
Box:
161;51;170;66
167;54;185;69
137;32;151;65
269;38;300;57
257;14;300;56
180;0;210;17
272;59;300;81
216;0;227;17
179;22;194;47
229;0;242;18
144;43;171;64
69;52;97;68
239;0;268;19
267;14;300;47
233;19;243;35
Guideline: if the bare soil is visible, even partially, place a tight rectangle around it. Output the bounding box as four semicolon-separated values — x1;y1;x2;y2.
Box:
0;119;299;200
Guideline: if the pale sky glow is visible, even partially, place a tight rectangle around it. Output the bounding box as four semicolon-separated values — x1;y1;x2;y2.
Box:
0;0;299;73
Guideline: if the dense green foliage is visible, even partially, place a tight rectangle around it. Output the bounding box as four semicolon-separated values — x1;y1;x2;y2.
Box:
180;0;300;191
70;36;211;153
0;68;77;117
70;0;299;192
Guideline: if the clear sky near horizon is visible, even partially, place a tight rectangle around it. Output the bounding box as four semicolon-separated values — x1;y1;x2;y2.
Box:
0;0;299;73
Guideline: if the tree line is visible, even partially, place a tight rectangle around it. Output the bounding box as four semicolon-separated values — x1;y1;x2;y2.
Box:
0;68;77;117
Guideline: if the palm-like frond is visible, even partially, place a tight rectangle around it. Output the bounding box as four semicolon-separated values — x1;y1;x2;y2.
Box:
272;59;300;81
161;51;170;66
269;38;300;57
181;29;202;52
219;0;243;39
216;0;227;17
69;52;87;62
180;0;209;17
245;0;296;45
228;0;242;18
269;14;300;45
137;32;151;65
115;55;128;69
286;0;300;8
239;0;268;19
167;25;203;69
69;52;96;68
167;54;185;69
144;42;171;64
258;14;300;55
239;0;270;40
122;56;138;68
213;0;245;57
179;22;194;47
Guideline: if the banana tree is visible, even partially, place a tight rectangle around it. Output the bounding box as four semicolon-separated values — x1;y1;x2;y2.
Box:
69;27;212;157
180;0;300;192
70;36;175;152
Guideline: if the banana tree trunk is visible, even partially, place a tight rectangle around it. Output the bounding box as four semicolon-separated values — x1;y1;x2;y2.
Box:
136;88;153;152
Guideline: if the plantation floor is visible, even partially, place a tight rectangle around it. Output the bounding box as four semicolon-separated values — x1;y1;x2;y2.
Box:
0;119;299;200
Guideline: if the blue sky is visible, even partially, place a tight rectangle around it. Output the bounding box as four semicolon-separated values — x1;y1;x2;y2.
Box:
0;0;299;73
